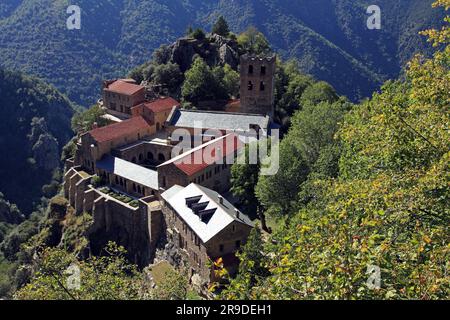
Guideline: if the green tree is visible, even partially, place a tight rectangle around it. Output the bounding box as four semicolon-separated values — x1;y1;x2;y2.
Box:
152;44;172;65
256;99;350;216
191;28;206;40
152;62;183;94
224;1;450;299
237;27;272;56
14;242;144;300
300;81;339;106
182;57;227;104
230;145;261;217
221;227;269;299
222;64;240;98
273;59;314;131
255;137;309;217
71;104;109;135
212;16;230;37
151;268;189;300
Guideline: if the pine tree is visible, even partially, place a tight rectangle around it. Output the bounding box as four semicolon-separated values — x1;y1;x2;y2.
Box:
212;16;230;37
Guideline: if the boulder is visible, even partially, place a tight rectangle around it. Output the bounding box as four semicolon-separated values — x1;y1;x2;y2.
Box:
169;35;239;72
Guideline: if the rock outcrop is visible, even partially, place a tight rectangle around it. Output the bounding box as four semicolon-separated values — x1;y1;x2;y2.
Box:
169;34;239;72
0;193;23;224
32;133;60;171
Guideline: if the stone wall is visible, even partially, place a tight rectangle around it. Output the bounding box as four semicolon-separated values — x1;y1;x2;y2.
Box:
158;162;232;193
63;166;162;267
160;199;252;286
239;55;276;117
103;88;145;116
160;203;211;286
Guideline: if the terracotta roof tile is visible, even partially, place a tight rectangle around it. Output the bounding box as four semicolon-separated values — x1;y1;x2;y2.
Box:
89;116;149;143
141;97;180;113
105;80;144;96
174;135;243;176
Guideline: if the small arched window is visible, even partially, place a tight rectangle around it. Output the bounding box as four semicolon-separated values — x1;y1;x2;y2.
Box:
158;153;166;162
248;65;253;74
260;65;266;75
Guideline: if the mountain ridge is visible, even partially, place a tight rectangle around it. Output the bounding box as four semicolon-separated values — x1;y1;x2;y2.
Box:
0;0;443;104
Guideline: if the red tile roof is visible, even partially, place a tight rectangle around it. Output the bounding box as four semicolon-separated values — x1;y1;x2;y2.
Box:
141;97;180;113
89;116;149;143
173;135;243;176
105;80;144;96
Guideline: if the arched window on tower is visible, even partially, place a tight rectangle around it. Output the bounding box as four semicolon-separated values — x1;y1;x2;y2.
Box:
248;81;253;91
248;65;253;74
260;81;265;91
260;65;266;75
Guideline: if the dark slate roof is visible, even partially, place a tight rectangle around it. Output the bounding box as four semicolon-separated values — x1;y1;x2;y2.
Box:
167;109;271;133
96;155;159;190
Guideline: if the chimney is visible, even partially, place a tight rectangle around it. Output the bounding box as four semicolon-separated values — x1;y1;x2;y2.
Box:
235;209;240;220
218;195;223;205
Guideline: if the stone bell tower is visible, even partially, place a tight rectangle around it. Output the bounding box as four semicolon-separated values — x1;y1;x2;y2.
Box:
239;54;276;117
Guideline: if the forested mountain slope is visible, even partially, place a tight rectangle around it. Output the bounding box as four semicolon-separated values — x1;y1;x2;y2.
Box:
0;0;443;105
0;68;74;215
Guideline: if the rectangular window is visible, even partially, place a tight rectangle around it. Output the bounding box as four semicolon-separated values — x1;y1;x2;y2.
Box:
261;66;266;75
219;244;224;252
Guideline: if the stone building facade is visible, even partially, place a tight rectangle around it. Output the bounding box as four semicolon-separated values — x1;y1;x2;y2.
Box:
75;116;155;173
63;53;280;288
103;79;146;118
160;184;253;285
239;55;276;117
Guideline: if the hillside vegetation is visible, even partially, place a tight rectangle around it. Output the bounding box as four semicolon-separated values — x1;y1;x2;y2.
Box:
0;68;74;215
0;1;447;301
0;0;443;104
222;1;449;299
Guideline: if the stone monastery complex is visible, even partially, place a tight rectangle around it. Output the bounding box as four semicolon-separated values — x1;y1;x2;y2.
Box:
64;54;278;290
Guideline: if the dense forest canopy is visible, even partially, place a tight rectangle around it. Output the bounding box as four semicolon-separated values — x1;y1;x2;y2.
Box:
222;0;449;299
0;0;444;105
0;69;74;214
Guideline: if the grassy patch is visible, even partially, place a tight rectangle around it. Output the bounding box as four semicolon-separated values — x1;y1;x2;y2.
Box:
0;254;16;298
149;261;174;285
264;214;286;234
62;211;93;254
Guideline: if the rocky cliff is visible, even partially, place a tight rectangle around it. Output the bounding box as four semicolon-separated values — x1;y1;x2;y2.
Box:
169;34;239;72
